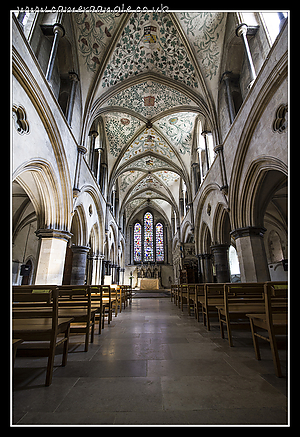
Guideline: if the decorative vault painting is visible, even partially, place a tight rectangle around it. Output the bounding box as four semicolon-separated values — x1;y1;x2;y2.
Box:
75;12;122;73
178;12;225;80
106;81;197;119
121;128;176;164
154;112;197;155
101;12;198;89
103;112;143;157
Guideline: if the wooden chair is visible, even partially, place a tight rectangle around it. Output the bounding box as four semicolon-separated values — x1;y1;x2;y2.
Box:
12;285;73;386
57;285;96;352
247;282;288;377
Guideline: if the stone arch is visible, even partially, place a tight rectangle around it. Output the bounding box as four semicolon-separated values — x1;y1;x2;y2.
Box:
13;50;73;230
198;221;212;255
71;204;88;247
13;159;66;232
239;157;288;229
212;203;231;245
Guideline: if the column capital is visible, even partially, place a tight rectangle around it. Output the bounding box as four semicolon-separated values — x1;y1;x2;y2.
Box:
35;228;72;242
68;71;79;82
71;245;90;254
214;143;223;153
77;144;87;154
236;23;248;37
230;226;267;240
220;71;233;83
210;243;230;251
89;130;99;138
53;23;65;38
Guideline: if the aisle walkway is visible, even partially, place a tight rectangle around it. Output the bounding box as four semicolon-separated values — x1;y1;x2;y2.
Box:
13;299;287;425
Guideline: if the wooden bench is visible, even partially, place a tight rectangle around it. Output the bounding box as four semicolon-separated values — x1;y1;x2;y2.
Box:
57;285;97;352
193;284;205;322
216;283;266;346
12;286;73;386
90;285;103;334
199;283;225;331
102;285;112;328
246;282;288;377
171;284;179;305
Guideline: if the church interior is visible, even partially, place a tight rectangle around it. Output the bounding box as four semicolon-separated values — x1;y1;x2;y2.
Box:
12;10;288;426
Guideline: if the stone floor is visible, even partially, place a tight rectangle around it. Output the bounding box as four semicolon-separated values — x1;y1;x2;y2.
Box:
12;298;288;426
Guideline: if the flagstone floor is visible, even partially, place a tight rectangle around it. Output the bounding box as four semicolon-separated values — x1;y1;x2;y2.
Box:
13;298;288;426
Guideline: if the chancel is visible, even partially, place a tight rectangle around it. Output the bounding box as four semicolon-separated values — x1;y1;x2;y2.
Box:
12;10;288;426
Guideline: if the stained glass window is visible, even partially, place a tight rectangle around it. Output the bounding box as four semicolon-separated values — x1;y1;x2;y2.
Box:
133;222;142;262
156;222;164;261
144;212;154;261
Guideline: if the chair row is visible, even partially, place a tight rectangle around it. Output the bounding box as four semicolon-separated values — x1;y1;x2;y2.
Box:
171;281;288;377
12;284;132;386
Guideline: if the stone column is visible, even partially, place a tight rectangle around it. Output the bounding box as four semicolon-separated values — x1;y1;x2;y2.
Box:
201;131;210;171
70;245;90;285
210;244;231;283
35;229;72;285
73;145;87;198
88;130;99;171
214;143;228;195
230;226;270;282
45;23;65;82
66;72;79;125
236;23;256;88
221;71;236;124
200;254;213;283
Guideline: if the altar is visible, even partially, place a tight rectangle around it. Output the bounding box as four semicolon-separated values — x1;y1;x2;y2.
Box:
139;278;160;290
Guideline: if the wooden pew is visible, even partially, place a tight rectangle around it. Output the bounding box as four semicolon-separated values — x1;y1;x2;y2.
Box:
170;284;177;303
199;283;225;331
194;284;205;322
247;282;288;377
179;284;188;311
90;285;103;335
171;284;179;305
102;285;112;328
216;283;266;346
57;285;97;352
12;285;73;386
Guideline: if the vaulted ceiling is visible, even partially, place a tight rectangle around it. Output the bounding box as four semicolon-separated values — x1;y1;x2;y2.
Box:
71;11;228;226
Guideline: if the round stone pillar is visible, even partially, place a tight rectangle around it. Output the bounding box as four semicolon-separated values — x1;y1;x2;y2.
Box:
70;245;90;285
210;244;231;283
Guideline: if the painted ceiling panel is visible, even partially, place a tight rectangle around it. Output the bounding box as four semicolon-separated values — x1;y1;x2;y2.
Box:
120;128;177;165
177;12;226;102
100;12;199;90
154;111;198;154
124;155;174;172
105;80;197;119
103;112;144;157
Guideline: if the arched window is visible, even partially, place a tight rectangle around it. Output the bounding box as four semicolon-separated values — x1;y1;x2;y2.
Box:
144;212;154;261
156;222;164;261
133;222;142;262
133;212;165;263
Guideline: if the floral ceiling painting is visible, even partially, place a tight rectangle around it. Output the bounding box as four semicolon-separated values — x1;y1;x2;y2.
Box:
102;112;143;157
75;12;122;73
154;111;198;155
74;11;227;228
100;12;199;90
105;81;197;119
178;12;225;81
